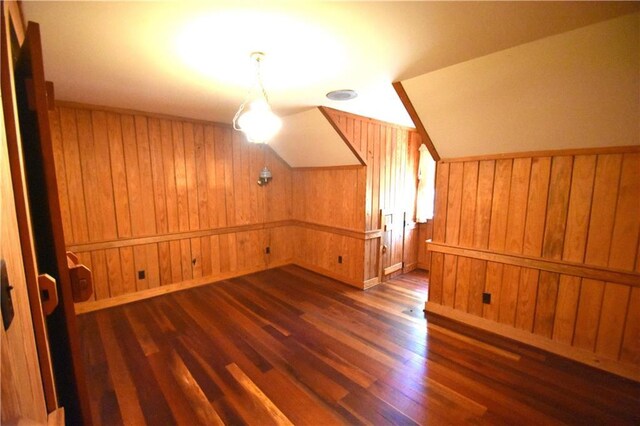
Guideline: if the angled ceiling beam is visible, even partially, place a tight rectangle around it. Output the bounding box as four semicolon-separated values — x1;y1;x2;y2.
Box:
392;81;440;161
318;106;367;166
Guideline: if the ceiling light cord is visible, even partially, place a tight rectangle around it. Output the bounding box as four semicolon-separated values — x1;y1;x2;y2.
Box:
232;52;269;132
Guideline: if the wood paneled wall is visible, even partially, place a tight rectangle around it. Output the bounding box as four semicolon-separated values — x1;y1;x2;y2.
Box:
52;103;424;306
323;108;423;282
427;147;640;379
417;220;433;269
51;104;293;303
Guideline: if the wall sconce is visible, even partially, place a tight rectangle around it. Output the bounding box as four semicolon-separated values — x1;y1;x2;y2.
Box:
258;166;272;186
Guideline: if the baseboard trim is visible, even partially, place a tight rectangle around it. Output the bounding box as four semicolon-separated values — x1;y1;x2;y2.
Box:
293;261;364;289
425;301;640;383
363;277;380;289
75;260;293;314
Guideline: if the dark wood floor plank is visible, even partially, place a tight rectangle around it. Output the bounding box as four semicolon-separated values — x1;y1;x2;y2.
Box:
79;266;640;426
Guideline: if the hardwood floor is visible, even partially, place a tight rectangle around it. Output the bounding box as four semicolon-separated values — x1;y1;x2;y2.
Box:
78;266;640;425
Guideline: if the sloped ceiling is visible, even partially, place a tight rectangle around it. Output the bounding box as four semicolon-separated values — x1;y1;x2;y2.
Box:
270;108;359;167
401;12;640;159
21;1;640;165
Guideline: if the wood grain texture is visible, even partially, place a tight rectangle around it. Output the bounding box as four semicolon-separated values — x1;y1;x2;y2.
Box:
1;8;49;417
304;109;422;282
52;105;293;300
427;148;640;373
79;267;640;425
55;105;423;298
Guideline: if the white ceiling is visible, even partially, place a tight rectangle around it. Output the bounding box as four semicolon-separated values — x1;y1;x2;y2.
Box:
21;1;639;162
270;108;359;167
402;12;640;159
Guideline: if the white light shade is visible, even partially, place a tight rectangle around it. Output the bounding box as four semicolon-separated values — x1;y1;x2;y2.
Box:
236;99;282;144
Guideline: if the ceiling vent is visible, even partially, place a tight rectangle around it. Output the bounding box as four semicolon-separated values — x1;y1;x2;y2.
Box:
326;89;357;101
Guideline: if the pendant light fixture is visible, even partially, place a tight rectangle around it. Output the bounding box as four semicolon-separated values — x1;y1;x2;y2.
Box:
232;52;281;144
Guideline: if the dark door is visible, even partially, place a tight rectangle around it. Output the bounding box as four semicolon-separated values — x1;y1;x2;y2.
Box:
13;21;91;425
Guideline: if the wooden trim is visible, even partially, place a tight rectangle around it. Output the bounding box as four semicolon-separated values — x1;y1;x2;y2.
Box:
402;262;418;274
440;145;640;163
6;1;25;44
318;106;366;166
383;263;403;276
427;242;640;287
67;220;292;252
319;105;417;132
47;408;65;426
363;276;380;289
291;165;363;171
55;100;234;130
365;229;383;240
392;81;440;161
294;261;364;289
425;302;640;382
417;261;430;270
75;259;294;314
294;220;368;240
1;7;58;411
68;220;378;253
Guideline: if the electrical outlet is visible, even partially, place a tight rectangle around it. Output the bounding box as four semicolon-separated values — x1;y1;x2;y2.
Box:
338;255;343;264
265;246;271;254
138;270;145;280
482;292;491;304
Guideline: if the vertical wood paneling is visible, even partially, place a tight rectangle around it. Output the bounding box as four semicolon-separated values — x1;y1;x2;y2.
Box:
122;115;144;237
515;268;540;332
107;113;132;238
106;248;123;297
134;115;157;236
562;155;596;262
161;119;179;233
119;247;136;295
533;271;559;338
458;162;478;246
584;154;622;266
541;156;573;260
445;163;463;245
433;163;449;243
504;158;531;253
608;153;640;269
183;122;200;231
441;254;457;307
49;109;73;241
467;260;487;316
429;252;444;304
595;283;630;359
552;275;581;345
484;159;512;321
158;242;171;285
172;121;189;232
76;109;102;242
522;157;551;257
472;160;494;249
621;287;640;364
148;118;167;234
453;257;471;312
91;250;109;300
426;148;639;372
59;107;89;243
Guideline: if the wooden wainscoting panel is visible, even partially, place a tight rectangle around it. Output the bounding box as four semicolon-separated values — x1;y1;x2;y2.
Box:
562;155;596;263
551;275;581;345
472;160;494;249
427;147;640;375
